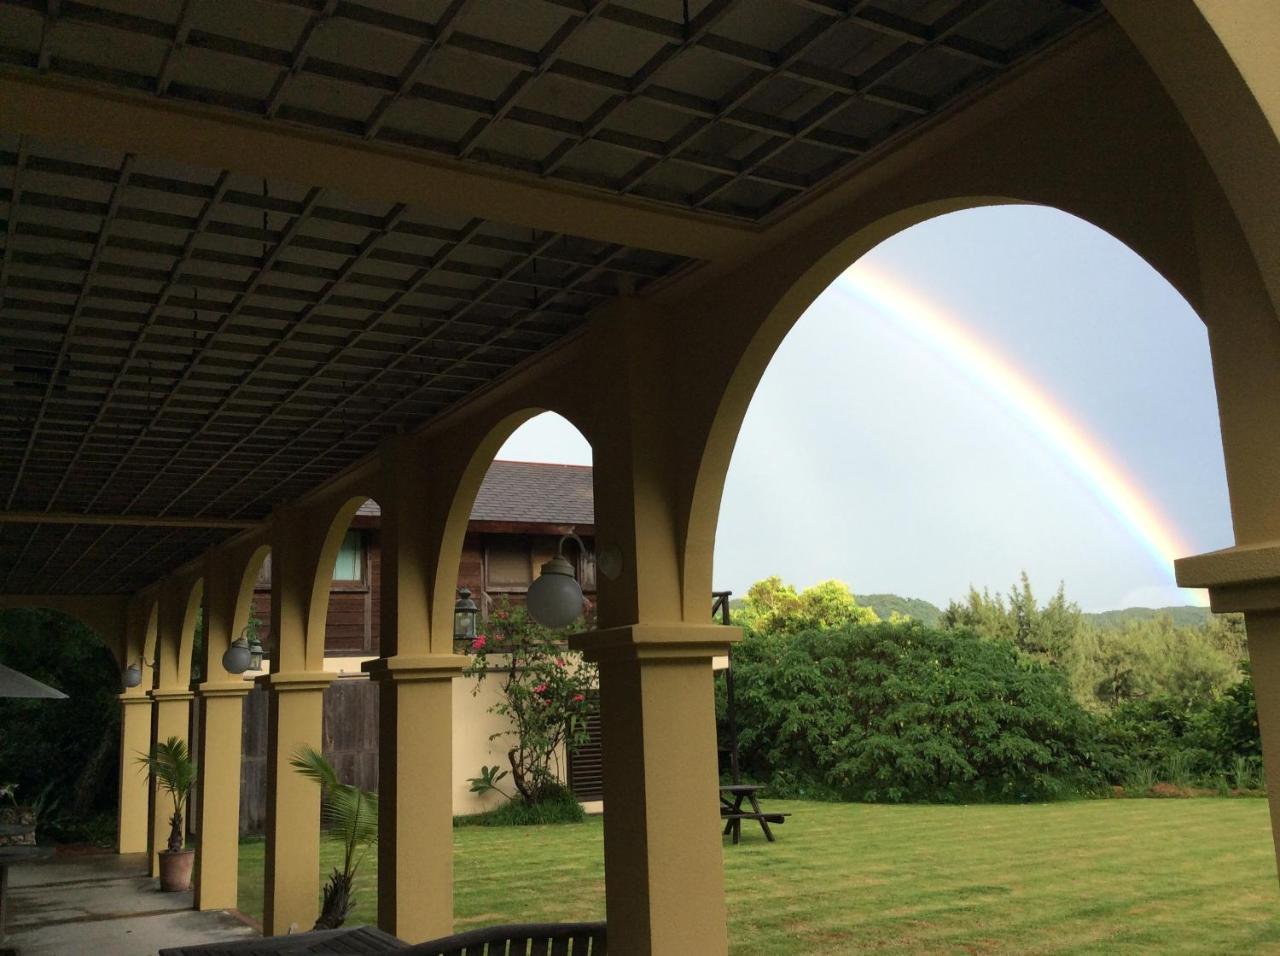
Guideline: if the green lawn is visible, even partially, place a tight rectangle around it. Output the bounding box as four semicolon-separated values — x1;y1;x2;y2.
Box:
238;799;1280;954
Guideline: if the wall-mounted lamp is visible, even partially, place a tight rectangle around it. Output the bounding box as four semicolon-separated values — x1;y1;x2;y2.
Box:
454;587;479;642
122;656;155;689
528;533;620;629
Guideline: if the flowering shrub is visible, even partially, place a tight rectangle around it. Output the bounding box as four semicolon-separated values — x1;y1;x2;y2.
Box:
466;600;597;805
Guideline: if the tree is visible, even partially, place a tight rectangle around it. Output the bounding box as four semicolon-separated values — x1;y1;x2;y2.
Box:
291;746;378;930
135;737;195;853
942;572;1083;664
465;601;596;805
733;576;878;636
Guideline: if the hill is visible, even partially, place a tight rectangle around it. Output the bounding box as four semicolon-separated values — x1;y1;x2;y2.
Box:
854;593;1213;630
855;594;943;626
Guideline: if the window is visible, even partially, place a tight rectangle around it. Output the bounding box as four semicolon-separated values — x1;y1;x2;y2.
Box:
332;530;365;583
486;539;533;591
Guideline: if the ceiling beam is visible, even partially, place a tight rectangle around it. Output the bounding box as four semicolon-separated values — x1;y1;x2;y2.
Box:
0;69;754;264
0;512;258;530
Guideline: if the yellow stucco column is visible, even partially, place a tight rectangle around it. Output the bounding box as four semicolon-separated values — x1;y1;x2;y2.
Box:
192;681;252;910
364;656;466;942
116;691;153;854
571;624;739;956
260;671;334;936
147;688;193;876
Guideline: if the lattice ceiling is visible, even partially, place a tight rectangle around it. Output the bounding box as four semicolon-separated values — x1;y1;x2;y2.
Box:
0;134;689;593
0;0;1102;222
0;0;1104;596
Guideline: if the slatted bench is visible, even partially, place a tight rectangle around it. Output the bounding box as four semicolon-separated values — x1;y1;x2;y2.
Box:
159;921;607;956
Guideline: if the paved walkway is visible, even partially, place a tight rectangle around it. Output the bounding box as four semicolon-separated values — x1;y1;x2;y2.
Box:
4;852;258;955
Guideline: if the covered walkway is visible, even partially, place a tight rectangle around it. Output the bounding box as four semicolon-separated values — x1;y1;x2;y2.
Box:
0;2;1278;953
2;854;255;955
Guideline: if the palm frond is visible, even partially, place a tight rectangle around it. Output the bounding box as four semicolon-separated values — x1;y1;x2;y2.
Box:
322;784;379;845
290;745;340;789
136;736;196;798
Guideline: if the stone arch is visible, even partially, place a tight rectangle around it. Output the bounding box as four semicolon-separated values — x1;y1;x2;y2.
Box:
425;406;595;645
155;575;204;690
678;192;1233;611
303;491;383;670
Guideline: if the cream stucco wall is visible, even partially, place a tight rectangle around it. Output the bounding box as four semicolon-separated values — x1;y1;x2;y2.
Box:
323;656;575;815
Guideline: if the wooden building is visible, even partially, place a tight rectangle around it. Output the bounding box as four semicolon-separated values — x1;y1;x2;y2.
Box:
234;459;600;833
250;460;596;658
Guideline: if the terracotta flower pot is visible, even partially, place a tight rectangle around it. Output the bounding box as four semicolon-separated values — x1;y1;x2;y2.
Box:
159;848;195;892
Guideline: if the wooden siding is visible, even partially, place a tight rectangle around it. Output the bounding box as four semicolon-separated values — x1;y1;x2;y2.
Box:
248;528;593;658
237;680;380;836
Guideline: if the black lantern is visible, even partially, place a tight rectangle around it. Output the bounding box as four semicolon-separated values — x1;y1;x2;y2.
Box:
247;629;265;672
454;587;479;643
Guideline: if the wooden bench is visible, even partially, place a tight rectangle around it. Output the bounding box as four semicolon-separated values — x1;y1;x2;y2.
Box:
160;921;607;956
406;920;606;954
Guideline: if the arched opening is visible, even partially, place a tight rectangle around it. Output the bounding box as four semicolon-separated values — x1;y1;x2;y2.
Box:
443;410;607;927
0;607;124;844
690;204;1262;949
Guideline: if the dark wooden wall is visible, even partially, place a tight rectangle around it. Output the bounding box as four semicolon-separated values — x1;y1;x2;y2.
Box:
248;528;595;659
237;680;381;836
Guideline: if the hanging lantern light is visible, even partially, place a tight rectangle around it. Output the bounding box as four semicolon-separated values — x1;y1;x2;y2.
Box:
221;632;252;675
527;534;588;629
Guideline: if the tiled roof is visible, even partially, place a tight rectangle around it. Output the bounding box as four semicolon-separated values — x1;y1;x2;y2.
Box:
356;460;593;526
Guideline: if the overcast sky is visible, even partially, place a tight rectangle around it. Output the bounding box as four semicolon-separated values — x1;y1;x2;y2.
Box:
497;206;1233;613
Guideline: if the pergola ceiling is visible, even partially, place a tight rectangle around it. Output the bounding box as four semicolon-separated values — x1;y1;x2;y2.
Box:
0;0;1105;597
0;134;690;594
0;0;1102;222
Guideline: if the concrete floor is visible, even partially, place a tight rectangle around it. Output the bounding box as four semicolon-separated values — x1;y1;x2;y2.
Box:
3;852;258;955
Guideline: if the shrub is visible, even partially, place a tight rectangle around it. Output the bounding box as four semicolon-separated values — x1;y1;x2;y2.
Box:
466;602;596;805
453;784;585;827
728;621;1104;803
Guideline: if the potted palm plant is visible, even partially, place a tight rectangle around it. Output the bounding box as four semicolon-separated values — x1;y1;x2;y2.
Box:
137;736;196;891
291;746;378;929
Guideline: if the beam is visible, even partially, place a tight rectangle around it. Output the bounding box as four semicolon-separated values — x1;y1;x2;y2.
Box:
0;512;258;530
0;69;753;263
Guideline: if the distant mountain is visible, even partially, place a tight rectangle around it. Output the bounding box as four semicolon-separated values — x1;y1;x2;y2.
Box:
1082;606;1215;630
856;594;943;626
855;594;1213;630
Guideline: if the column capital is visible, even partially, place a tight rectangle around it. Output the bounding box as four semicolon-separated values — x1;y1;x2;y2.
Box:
255;670;336;693
363;654;468;683
119;691;153;705
194;679;256;698
1176;541;1280;613
148;688;195;703
569;623;740;664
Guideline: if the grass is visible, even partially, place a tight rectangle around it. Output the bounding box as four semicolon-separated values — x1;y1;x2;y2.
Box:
238;799;1280;954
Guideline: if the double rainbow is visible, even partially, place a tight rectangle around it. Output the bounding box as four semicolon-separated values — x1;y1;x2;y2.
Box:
834;262;1206;606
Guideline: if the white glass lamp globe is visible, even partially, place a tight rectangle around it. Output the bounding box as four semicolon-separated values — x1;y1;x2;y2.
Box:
222;640;252;675
527;554;584;629
123;663;143;688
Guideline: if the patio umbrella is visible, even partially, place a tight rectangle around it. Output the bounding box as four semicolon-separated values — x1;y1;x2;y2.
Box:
0;662;67;699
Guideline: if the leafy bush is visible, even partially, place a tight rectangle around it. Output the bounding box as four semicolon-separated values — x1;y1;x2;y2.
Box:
728;621;1104;803
0;609;122;840
466;601;596;805
453;783;585;827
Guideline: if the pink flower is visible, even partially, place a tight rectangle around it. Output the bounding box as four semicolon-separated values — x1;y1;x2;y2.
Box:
533;682;548;694
471;635;487;651
496;610;508;620
555;658;566;668
572;693;585;703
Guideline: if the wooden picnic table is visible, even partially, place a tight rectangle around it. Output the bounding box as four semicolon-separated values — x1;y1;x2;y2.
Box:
720;783;789;844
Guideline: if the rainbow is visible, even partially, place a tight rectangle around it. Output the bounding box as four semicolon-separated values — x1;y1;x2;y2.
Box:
832;261;1208;606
